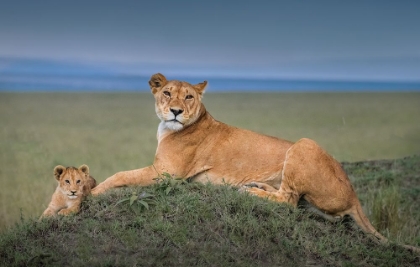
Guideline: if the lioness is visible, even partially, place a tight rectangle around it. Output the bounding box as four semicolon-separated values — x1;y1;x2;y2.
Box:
40;165;96;218
92;73;418;252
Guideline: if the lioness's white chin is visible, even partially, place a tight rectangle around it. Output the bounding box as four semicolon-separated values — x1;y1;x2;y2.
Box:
165;121;184;131
67;195;78;199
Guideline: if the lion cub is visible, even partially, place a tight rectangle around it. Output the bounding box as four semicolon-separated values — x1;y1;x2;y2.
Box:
40;164;96;218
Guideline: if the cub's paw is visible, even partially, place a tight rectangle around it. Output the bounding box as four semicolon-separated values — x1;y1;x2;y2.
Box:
58;209;75;216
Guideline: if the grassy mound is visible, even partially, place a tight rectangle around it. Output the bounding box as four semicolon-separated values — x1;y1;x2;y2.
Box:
1;156;419;266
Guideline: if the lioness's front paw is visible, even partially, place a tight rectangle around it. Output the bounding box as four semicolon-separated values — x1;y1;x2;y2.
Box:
91;185;106;196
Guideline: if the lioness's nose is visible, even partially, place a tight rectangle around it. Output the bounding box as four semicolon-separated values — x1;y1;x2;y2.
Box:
170;108;183;116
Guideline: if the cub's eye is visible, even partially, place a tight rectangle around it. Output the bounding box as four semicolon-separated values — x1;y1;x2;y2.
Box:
185;95;193;100
65;180;70;184
163;91;171;97
76;180;81;184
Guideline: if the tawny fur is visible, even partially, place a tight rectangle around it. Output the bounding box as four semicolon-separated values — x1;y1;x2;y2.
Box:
92;73;419;253
40;164;96;219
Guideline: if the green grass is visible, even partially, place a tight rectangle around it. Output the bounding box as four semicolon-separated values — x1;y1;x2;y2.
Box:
0;165;419;266
342;156;420;246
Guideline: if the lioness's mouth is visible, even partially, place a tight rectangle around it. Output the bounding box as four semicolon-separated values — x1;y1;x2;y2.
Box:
167;119;183;124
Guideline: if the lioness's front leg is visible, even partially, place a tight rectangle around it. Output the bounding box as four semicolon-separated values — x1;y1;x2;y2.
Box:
91;166;159;195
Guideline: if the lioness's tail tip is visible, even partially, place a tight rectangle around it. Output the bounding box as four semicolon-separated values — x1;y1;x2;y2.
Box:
351;205;420;254
403;244;420;254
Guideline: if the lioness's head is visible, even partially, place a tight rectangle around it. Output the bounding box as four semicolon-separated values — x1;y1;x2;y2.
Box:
54;165;90;199
149;73;207;131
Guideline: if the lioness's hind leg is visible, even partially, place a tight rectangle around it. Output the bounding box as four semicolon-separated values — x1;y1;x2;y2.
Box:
300;199;342;222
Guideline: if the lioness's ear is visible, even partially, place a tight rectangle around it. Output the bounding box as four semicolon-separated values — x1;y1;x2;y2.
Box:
149;73;168;94
194;81;208;95
79;164;89;176
53;165;66;181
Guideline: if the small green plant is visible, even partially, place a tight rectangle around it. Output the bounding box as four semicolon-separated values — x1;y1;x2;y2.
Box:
115;191;155;214
153;172;187;195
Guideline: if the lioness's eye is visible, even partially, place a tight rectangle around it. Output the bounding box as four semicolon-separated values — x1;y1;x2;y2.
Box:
163;91;171;97
65;180;70;184
185;95;193;100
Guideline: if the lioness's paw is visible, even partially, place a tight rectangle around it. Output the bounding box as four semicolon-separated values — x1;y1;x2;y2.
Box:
238;186;247;193
238;184;258;193
242;182;277;192
91;186;105;196
244;182;260;188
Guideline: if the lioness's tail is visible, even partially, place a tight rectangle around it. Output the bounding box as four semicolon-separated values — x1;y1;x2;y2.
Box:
349;201;420;253
349;201;387;243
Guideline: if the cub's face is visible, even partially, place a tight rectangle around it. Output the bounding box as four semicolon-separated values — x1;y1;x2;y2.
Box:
149;73;207;131
54;165;90;199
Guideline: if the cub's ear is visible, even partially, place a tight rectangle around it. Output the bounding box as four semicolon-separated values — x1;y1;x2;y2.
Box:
193;81;208;95
149;73;168;94
78;164;90;176
53;165;66;181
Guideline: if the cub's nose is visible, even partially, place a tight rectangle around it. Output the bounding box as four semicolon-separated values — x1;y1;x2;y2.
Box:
170;108;183;116
71;190;77;194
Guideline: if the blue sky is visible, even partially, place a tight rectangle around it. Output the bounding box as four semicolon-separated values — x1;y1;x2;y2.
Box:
0;0;420;84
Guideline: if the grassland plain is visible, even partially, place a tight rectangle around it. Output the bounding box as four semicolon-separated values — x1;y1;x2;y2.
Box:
0;92;419;237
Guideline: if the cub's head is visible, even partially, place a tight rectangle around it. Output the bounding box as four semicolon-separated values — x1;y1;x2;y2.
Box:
54;165;90;199
149;73;207;131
